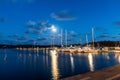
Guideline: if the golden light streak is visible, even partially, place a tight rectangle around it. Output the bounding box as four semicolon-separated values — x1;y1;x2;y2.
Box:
50;50;59;80
88;53;94;71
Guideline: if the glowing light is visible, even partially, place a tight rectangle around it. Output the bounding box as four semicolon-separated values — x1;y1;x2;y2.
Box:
51;25;57;32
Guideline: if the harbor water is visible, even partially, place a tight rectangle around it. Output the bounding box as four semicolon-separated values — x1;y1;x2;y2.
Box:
0;49;120;80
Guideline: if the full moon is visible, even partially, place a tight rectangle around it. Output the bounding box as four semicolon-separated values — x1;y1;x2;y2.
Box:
51;25;57;32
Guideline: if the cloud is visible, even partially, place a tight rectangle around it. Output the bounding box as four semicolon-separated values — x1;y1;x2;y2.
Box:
17;36;27;41
37;20;49;26
118;33;120;35
68;31;76;35
25;29;41;35
7;34;27;41
0;18;7;23
26;20;36;28
68;31;79;37
36;38;47;41
102;32;108;35
111;36;117;39
7;34;18;38
51;11;76;20
6;0;34;3
56;34;62;37
97;34;109;38
94;27;107;32
25;20;55;34
114;21;120;26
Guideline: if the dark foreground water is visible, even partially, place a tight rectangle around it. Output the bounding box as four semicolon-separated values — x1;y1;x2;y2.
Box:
0;49;120;80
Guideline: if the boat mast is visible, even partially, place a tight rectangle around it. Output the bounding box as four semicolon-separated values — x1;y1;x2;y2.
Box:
65;30;67;48
86;34;88;47
80;39;82;47
92;27;95;49
61;29;63;47
53;36;54;48
51;36;53;48
34;40;36;49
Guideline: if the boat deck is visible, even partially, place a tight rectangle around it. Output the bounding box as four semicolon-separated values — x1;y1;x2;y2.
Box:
63;64;120;80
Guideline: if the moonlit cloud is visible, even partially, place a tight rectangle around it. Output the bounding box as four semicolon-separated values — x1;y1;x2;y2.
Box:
25;20;57;35
37;20;49;26
68;31;78;37
68;31;76;35
26;20;36;28
51;11;76;20
56;34;62;37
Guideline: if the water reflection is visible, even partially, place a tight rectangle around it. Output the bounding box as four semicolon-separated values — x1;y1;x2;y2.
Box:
103;53;110;60
23;52;26;65
36;51;39;57
106;53;110;60
1;49;120;80
45;52;49;67
4;53;7;61
19;53;22;58
46;50;48;54
114;53;120;63
50;51;59;80
88;53;94;71
70;54;74;72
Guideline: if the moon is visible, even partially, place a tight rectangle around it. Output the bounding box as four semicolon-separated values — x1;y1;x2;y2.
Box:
51;25;57;32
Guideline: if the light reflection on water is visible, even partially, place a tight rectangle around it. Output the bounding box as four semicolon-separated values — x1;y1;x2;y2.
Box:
0;49;120;80
70;54;74;72
88;53;94;71
50;51;59;80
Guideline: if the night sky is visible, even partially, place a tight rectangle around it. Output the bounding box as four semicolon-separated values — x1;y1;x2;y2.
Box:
0;0;120;45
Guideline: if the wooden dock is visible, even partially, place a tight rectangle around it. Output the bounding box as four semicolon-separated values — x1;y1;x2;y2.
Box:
62;64;120;80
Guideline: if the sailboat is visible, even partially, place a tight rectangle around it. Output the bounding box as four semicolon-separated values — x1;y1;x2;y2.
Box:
58;30;82;53
82;27;98;53
50;35;57;55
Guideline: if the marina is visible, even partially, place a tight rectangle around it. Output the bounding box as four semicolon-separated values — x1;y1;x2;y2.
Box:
15;27;120;53
16;46;120;53
1;0;120;80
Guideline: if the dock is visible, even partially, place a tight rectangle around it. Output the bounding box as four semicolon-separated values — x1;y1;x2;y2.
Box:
63;64;120;80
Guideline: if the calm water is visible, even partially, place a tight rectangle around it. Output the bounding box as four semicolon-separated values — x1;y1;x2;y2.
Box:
0;49;120;80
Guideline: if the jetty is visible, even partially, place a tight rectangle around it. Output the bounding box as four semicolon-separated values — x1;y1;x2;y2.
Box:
63;64;120;80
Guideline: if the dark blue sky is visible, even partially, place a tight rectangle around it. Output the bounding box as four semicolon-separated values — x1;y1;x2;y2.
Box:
0;0;120;45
